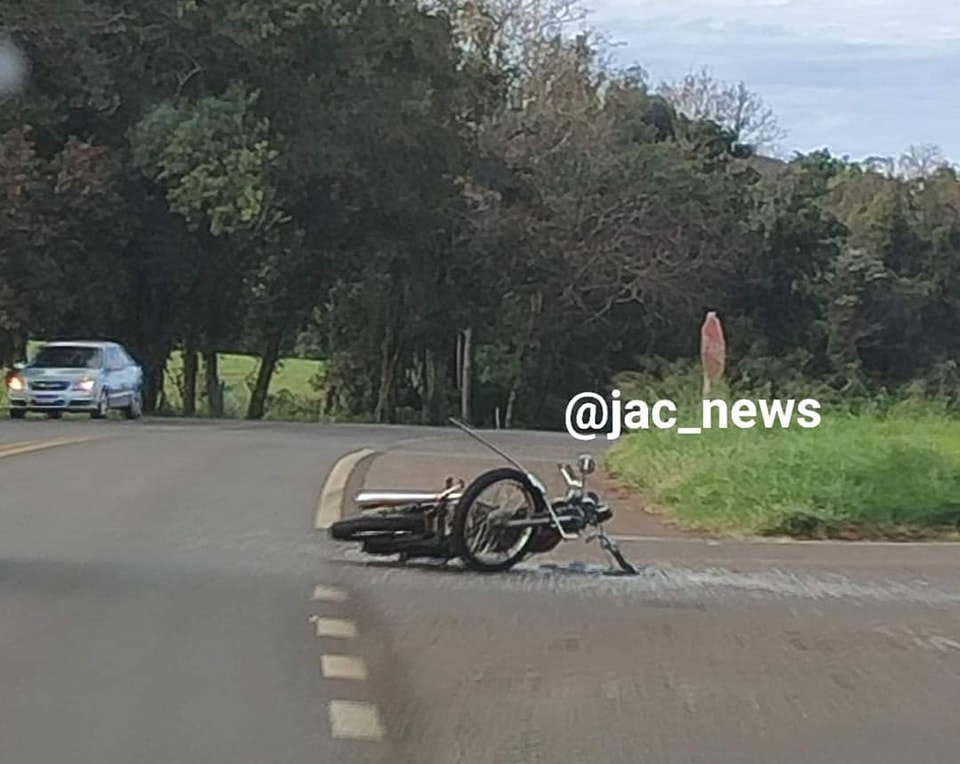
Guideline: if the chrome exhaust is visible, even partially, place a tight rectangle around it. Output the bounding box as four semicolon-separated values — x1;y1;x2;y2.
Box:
354;489;463;509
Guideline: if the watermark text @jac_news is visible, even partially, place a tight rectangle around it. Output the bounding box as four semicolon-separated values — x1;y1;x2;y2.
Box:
564;391;822;441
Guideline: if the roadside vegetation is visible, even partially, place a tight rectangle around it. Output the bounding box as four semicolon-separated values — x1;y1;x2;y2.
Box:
604;363;960;538
606;410;960;539
3;1;960;534
157;350;328;420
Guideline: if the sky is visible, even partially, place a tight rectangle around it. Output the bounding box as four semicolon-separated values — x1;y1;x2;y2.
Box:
580;0;960;163
0;39;26;97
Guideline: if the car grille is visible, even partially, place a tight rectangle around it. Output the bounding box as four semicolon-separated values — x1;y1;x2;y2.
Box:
29;380;70;391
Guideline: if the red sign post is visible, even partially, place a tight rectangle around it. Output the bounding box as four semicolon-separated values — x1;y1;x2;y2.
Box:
700;311;725;396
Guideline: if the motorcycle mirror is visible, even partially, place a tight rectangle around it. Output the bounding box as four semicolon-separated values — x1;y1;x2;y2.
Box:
577;454;596;475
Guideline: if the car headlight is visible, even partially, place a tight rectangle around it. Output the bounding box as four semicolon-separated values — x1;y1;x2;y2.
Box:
73;378;96;392
6;374;24;391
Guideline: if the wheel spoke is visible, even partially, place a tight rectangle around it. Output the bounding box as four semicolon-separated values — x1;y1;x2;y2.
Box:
463;480;533;564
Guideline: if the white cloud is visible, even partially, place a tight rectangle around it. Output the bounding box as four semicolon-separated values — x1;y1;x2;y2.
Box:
587;0;960;47
580;0;960;161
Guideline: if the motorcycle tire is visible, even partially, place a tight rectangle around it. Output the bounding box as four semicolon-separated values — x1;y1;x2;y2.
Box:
329;514;426;542
451;467;542;573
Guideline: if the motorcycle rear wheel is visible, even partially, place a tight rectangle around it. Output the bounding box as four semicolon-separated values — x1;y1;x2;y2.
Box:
452;467;540;573
329;514;426;542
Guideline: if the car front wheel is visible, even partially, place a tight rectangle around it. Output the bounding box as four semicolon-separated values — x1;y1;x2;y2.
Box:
123;390;143;420
91;393;109;419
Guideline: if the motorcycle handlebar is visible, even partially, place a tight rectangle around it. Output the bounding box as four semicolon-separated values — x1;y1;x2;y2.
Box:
558;463;581;489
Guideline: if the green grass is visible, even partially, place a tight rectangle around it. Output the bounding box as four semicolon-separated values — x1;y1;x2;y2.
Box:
161;350;325;418
604;406;960;538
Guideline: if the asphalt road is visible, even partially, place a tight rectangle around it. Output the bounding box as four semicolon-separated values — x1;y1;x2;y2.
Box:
0;418;429;764
2;418;960;764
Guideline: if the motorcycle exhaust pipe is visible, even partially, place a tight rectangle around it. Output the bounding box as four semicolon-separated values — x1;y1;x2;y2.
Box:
354;489;463;509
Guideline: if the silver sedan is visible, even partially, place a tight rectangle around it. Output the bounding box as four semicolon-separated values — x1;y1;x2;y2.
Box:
5;341;144;420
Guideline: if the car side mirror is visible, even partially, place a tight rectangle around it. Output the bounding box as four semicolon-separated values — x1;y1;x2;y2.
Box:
12;361;25;371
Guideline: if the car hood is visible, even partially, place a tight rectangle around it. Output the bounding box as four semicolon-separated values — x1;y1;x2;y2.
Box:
22;367;100;379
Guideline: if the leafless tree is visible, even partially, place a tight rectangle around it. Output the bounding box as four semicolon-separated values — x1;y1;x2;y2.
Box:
896;144;949;180
657;66;786;153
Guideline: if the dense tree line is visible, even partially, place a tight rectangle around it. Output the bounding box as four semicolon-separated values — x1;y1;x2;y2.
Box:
2;0;959;427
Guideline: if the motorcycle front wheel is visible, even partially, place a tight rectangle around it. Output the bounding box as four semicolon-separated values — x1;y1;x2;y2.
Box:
451;467;540;572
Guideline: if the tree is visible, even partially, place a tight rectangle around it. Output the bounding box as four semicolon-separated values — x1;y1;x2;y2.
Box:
0;126;132;364
896;144;950;180
657;66;786;153
823;159;960;383
743;151;848;357
130;82;284;416
4;0;959;427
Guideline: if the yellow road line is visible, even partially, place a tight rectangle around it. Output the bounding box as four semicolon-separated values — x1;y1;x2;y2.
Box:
0;440;42;455
0;435;106;460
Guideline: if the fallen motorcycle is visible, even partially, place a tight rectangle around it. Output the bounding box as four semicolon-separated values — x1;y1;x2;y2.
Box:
328;418;638;575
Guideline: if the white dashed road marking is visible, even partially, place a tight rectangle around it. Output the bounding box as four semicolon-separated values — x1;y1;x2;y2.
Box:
312;583;385;741
321;655;369;681
328;700;385;741
312;617;358;639
313;584;349;602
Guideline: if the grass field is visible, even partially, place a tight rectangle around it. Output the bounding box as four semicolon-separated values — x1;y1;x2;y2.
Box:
161;349;325;418
604;405;960;539
2;342;326;420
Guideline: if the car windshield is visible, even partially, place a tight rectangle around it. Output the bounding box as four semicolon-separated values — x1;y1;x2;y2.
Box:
30;346;103;369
